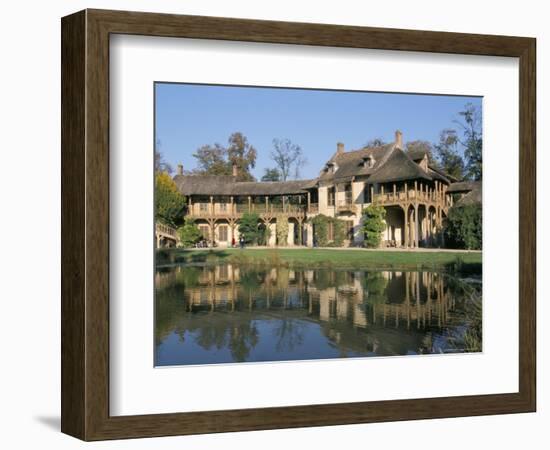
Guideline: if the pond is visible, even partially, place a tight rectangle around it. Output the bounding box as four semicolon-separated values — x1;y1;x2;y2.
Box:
155;263;482;366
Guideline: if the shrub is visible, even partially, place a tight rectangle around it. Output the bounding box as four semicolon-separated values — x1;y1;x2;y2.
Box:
444;204;482;250
362;205;386;248
177;219;202;248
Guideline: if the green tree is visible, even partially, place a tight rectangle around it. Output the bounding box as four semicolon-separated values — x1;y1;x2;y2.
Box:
433;129;465;180
444;204;482;250
270;138;306;180
226;132;258;181
238;212;261;244
192;143;228;176
177;219;202;247
155;172;185;226
261;168;282;181
192;132;257;181
455;103;482;181
362;205;386;248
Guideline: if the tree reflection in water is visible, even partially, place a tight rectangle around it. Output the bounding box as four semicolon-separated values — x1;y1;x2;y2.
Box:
154;263;481;366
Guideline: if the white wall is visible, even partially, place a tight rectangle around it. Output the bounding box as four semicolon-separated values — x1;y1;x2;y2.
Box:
0;1;547;449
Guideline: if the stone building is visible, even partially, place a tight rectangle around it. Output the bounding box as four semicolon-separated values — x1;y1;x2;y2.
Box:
169;131;479;248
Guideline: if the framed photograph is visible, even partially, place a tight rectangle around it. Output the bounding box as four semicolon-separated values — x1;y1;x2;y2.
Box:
61;9;536;440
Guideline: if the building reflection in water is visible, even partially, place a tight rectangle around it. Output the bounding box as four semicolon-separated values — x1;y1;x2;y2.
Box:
155;263;477;366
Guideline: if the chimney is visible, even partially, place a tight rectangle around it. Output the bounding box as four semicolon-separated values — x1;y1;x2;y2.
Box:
232;163;238;177
177;163;183;175
395;130;403;149
336;142;345;155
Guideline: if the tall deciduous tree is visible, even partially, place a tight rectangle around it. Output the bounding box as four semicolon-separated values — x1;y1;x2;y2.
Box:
193;143;228;176
227;132;257;181
192;132;257;181
454;103;482;181
433;129;465;180
261;168;282;181
155;143;173;174
270;138;305;181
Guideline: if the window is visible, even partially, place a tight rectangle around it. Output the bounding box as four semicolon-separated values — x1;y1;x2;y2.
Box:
199;225;209;239
327;221;334;241
344;184;352;204
328;186;335;206
199;202;208;212
219;202;227;212
218;225;228;242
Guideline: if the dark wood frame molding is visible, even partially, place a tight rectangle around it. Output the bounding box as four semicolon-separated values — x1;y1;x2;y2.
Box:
61;9;536;441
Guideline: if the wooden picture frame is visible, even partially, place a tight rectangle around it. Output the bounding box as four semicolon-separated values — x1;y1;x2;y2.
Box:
61;9;536;441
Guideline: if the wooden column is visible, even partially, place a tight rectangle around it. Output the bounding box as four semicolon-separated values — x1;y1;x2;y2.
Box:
393;183;396;201
405;182;408;199
403;206;409;248
370;185;374;203
414;204;419;248
307;191;311;211
247;195;251;212
265;196;268;212
414;181;418;200
210;196;214;215
230;195;234;214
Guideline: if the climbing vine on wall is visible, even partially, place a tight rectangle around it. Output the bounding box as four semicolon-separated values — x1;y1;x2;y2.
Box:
276;215;289;246
310;214;346;247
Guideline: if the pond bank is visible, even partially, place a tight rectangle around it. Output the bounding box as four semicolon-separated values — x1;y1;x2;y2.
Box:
156;248;482;275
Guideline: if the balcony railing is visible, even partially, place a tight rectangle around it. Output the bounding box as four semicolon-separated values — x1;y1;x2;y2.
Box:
189;202;308;217
336;199;355;212
373;189;448;205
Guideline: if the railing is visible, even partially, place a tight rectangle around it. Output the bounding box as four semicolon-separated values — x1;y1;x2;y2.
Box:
336;199;354;212
189;202;309;217
373;189;447;205
308;203;319;214
155;222;177;238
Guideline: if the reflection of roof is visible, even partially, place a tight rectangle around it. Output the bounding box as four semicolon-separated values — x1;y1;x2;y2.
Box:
174;174;317;196
367;148;432;184
318;144;395;183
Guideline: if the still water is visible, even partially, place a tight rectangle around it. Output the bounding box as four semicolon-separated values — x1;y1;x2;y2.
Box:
155;264;481;366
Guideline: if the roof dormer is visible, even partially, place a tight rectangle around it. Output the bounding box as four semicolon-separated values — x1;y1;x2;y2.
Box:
362;155;375;169
325;162;338;174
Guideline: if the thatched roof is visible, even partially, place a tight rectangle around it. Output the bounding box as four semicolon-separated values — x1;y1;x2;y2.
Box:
454;182;482;206
173;174;237;196
318;144;395;183
367;147;432;184
174;174;317;196
407;149;429;161
448;181;481;193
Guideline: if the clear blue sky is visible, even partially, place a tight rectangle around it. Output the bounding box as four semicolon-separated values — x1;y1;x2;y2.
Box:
155;83;481;180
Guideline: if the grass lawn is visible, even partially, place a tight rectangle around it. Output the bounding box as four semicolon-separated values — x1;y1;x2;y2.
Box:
157;247;482;274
